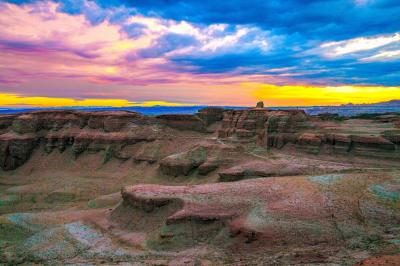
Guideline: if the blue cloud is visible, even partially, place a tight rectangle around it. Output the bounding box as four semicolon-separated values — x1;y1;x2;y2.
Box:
105;0;400;40
121;22;146;38
3;0;400;86
56;0;108;25
138;33;199;58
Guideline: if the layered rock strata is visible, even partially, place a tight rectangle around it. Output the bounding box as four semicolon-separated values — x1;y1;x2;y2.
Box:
0;107;399;171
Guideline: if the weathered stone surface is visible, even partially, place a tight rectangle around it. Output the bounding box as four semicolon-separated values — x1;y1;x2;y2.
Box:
354;255;400;266
196;107;224;126
156;114;206;132
218;109;307;147
218;160;310;181
255;101;264;108
114;173;400;251
0;108;398;171
12;114;39;134
159;146;207;176
85;111;143;131
198;158;219;175
0;135;36;170
298;133;323;146
159;154;194;176
0;111;159;170
159;143;238;176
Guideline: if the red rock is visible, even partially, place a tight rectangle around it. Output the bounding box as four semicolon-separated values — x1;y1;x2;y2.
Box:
198;158;219;175
159;143;238;176
218;160;309;181
218;108;307;147
354;255;400;266
0;109;398;171
112;176;343;249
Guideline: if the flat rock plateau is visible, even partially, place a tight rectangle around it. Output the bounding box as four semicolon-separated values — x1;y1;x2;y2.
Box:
0;107;400;265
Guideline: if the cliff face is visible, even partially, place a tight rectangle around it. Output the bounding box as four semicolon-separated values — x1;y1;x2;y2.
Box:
217;109;307;146
216;108;399;159
0;108;399;171
0;111;158;170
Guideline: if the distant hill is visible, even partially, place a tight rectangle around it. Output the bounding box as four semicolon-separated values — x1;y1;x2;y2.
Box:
341;100;400;107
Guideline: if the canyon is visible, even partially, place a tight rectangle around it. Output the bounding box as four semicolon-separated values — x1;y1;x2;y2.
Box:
0;105;399;265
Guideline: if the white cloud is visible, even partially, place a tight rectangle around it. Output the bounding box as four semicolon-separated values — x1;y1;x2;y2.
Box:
319;33;400;57
361;49;400;61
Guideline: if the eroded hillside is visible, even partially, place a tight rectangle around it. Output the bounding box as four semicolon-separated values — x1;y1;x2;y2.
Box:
0;107;399;265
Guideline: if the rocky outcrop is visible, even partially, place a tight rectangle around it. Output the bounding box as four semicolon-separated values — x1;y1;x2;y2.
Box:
218;109;307;147
195;107;224;126
217;159;345;181
215;107;398;158
111;173;400;251
159;143;238;176
0;107;399;171
255;101;264;108
0;111;168;170
0;134;36;170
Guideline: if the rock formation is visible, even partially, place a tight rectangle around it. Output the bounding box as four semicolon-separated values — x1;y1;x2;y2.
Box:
1;105;399;265
110;172;400;254
255;101;264;108
0;106;399;171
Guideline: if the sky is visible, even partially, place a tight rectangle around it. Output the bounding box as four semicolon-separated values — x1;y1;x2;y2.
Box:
0;0;400;107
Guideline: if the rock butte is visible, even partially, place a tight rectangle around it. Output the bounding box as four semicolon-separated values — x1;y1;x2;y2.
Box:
0;104;400;264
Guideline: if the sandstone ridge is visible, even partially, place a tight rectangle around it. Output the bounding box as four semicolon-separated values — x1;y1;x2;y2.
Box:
0;107;399;171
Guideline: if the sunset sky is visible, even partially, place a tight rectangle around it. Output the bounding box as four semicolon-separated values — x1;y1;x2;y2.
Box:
1;0;400;107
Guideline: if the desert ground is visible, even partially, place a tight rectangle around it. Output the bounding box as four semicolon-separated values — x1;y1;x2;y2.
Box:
0;106;399;265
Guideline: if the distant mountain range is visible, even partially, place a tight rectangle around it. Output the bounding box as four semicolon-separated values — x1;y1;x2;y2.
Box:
341;100;400;107
0;100;399;117
303;100;400;116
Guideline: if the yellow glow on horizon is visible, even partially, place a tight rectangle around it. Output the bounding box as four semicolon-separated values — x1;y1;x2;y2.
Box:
246;83;400;106
0;93;192;107
1;84;400;108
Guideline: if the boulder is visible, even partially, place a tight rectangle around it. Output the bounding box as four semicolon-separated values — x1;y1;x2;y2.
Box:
159;146;207;176
160;155;196;176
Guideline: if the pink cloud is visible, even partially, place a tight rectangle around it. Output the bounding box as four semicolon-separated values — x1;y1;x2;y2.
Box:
0;1;295;106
